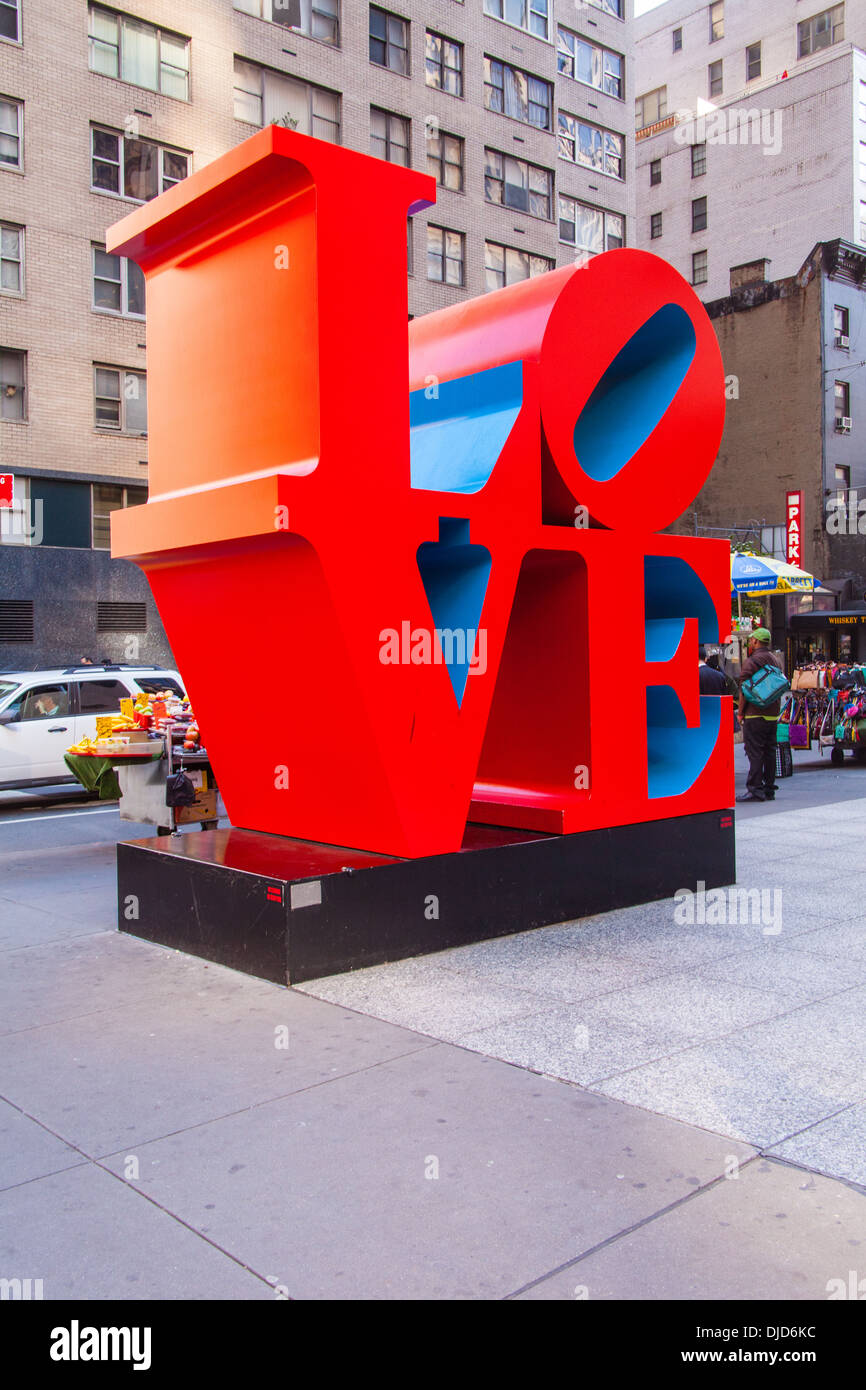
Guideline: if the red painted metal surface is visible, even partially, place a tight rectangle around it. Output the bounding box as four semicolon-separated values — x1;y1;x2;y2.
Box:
108;125;732;858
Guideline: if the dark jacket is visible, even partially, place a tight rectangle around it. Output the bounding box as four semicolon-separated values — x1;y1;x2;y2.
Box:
739;648;784;717
699;663;729;696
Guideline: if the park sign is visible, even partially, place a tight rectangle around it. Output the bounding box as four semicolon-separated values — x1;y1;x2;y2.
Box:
786;490;802;566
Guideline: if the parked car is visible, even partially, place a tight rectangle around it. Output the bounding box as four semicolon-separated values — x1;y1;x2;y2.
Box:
0;664;184;790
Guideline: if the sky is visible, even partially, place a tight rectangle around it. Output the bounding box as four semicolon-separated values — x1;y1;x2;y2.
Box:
634;0;669;14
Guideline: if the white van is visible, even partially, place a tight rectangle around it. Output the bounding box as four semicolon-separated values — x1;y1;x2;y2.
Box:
0;664;184;790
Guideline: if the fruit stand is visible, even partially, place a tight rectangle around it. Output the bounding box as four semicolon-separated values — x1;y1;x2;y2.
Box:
64;691;220;833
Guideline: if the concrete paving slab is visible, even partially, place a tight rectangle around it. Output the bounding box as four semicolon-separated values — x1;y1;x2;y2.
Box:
0;1162;272;1299
421;930;667;1004
734;856;866;891
693;944;866;1005
448;1006;692;1087
0;1098;85;1192
540;906;799;961
770;1103;866;1189
305;953;576;1042
784;920;866;966
574;970;794;1042
729;879;865;927
0;982;435;1155
10;884;119;927
0;931;277;1036
98;1043;755;1301
0;898;100;952
514;1159;866;1300
593;992;866;1151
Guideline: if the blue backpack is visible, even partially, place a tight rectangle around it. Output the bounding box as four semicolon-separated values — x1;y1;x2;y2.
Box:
741;661;790;710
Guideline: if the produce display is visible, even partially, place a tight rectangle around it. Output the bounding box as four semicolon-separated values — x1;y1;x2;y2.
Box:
66;690;206;759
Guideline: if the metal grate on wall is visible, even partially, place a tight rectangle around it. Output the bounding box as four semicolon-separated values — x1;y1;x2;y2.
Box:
0;600;35;643
97;601;147;633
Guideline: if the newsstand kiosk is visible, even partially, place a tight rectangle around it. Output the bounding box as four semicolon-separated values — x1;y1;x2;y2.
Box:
107;126;736;986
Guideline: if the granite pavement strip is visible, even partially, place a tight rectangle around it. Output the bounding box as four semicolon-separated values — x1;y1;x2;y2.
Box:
0;790;864;1298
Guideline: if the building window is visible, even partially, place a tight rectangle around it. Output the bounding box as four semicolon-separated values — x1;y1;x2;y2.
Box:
833;464;851;506
692;196;707;232
859;80;866;124
370;6;409;75
650;158;662;186
558;113;623;179
94;366;147;434
371;108;409;165
558;196;623;255
0;96;22;168
427;225;464;286
1;347;25;420
485;241;553;292
0;0;20;42
233;60;340;142
92;245;145;317
1;222;23;294
583;0;622;15
691;142;707;177
708;60;723;98
835;380;850;427
483;58;552;131
428;130;464;191
746;42;761;81
425;31;463;97
635;87;666;130
557;28;624;100
92;484;147;550
233;0;340;46
483;0;549;41
709;1;724;43
859;140;866;184
91;126;189;202
798;6;844;58
672;26;682;52
861;199;866;243
650;211;662;240
834;304;850;345
88;6;190;101
692;250;708;286
484;149;551;219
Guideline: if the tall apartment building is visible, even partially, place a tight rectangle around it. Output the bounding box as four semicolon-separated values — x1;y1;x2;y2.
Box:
633;0;866;302
0;0;634;667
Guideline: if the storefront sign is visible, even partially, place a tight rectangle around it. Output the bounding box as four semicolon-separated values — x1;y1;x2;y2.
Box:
786;490;802;565
0;474;13;509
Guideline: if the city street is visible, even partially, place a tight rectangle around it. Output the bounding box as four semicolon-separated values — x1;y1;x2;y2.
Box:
1;747;864;1301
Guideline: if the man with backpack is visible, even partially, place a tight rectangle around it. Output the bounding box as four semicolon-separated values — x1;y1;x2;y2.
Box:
737;628;789;803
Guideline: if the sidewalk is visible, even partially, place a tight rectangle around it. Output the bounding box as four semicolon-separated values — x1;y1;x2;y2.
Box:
1;761;864;1299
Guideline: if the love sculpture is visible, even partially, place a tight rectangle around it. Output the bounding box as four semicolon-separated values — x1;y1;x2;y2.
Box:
108;125;732;861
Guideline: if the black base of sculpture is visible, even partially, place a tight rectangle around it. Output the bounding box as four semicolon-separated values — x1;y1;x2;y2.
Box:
116;810;736;985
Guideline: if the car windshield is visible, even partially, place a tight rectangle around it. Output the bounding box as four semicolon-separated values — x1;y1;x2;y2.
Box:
0;681;21;704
